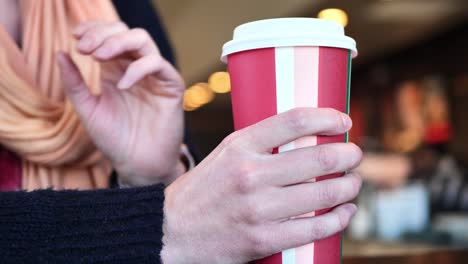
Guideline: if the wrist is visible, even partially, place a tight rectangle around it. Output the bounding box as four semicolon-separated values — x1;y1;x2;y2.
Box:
116;144;194;187
160;241;183;264
161;185;184;263
116;159;185;187
162;159;186;185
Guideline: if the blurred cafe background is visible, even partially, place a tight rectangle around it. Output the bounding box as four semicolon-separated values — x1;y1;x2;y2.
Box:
154;0;468;262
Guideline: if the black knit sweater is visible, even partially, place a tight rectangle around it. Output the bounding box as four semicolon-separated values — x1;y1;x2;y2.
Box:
0;184;165;264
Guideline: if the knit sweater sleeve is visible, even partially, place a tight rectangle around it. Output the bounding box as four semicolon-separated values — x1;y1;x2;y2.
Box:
0;184;166;264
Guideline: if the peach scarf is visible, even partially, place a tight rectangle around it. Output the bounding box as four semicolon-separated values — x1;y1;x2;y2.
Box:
0;0;120;190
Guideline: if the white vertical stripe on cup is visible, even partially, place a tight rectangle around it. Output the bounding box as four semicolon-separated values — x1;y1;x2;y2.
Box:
275;47;295;115
275;46;296;264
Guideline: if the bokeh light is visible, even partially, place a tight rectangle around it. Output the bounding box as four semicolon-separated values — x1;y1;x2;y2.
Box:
208;71;231;94
317;8;349;27
183;82;215;111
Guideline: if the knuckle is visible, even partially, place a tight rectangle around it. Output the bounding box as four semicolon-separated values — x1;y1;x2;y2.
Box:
83;32;99;45
234;162;258;195
315;146;338;172
221;131;244;150
286;108;309;133
308;219;328;240
152;53;164;62
317;181;339;205
245;229;272;256
322;108;345;130
132;28;150;38
241;199;262;224
102;39;120;53
115;21;128;30
147;53;164;67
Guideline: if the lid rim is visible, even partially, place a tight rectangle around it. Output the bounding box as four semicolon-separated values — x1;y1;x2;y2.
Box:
221;18;358;63
221;37;357;62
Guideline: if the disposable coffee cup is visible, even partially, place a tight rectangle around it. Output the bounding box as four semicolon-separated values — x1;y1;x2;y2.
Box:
222;18;357;264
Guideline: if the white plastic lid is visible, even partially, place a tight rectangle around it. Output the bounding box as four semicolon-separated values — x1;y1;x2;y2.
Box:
221;18;357;63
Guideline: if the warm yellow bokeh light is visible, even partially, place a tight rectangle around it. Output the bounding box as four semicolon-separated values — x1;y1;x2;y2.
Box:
183;104;198;111
208;72;231;94
317;8;349;27
183;83;215;111
183;72;231;111
183;93;202;110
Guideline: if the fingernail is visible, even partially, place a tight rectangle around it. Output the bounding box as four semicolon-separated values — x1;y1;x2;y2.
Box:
345;203;358;216
117;79;130;90
341;114;352;129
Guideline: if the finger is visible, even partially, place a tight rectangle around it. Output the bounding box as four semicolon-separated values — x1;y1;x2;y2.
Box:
237;108;352;153
263;203;357;254
73;21;103;38
117;54;181;90
57;52;97;120
266;143;362;185
76;21;128;54
93;28;158;60
261;174;361;220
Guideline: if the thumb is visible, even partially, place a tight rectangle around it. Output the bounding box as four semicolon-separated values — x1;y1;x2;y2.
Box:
57;52;97;120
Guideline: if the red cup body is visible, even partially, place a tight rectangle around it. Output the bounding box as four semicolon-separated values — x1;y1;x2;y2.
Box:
228;46;352;264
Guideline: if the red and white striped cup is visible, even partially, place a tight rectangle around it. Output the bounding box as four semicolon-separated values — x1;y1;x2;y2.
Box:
222;18;357;264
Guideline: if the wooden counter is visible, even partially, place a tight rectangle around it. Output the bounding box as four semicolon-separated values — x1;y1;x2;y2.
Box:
343;240;468;264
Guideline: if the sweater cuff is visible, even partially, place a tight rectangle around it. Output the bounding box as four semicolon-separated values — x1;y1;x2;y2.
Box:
0;184;166;263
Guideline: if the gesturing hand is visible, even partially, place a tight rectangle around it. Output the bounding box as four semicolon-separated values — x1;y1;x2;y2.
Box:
162;108;363;263
57;21;186;186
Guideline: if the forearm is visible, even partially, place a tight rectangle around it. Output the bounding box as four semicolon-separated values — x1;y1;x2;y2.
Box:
0;184;165;264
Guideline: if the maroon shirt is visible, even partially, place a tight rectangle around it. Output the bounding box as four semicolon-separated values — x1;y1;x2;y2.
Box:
0;146;21;191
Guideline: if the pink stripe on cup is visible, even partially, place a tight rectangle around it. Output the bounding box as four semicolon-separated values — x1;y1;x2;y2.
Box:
294;47;320;264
